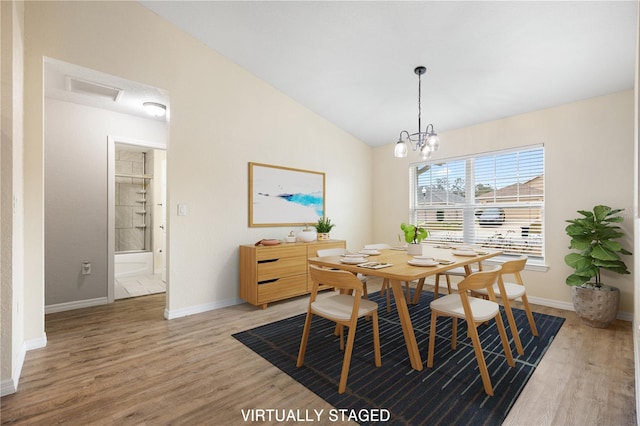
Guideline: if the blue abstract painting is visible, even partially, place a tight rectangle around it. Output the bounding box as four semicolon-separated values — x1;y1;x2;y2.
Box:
249;163;325;227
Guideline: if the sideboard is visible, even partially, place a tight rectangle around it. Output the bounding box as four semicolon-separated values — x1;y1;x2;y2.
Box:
239;239;346;309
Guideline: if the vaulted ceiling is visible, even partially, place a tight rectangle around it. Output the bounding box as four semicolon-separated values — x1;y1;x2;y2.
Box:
140;1;637;146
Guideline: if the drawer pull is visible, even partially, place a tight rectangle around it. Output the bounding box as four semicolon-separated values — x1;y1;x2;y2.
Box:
258;259;279;264
258;279;279;285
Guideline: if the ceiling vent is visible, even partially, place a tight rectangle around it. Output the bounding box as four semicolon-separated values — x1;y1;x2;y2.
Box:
66;76;123;102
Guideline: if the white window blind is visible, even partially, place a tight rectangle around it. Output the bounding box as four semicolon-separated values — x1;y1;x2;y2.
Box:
410;145;544;260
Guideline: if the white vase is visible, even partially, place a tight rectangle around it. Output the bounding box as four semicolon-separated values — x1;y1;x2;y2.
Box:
297;230;317;242
406;243;423;255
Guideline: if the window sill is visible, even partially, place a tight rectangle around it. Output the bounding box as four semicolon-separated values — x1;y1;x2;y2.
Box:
483;255;549;272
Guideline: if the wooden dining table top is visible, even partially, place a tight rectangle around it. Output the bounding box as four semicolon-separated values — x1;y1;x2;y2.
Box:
307;245;503;371
307;246;503;281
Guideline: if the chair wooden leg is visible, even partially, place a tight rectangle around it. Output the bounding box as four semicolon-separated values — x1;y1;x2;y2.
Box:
495;313;515;368
405;281;411;301
381;278;391;313
363;282;369;300
372;311;381;367
434;274;441;299
521;294;539;336
467;320;494;396
339;325;345;350
501;297;524;355
427;310;438;368
296;311;313;367
445;274;452;294
338;321;358;394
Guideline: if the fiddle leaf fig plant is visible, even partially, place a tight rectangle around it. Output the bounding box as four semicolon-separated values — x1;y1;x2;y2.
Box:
564;205;632;287
400;222;429;244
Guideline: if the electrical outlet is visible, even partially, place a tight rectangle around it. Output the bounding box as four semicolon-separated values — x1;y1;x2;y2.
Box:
82;261;91;275
177;204;187;216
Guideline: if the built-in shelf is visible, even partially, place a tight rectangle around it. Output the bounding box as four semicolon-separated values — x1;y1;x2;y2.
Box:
115;173;153;180
136;199;147;203
135;211;147;214
135;225;147;228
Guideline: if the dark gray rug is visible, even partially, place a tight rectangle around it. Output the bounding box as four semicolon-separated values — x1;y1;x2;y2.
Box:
233;289;564;425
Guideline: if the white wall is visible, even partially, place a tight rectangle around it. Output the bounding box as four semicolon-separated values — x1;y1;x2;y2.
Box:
373;90;635;315
44;98;167;307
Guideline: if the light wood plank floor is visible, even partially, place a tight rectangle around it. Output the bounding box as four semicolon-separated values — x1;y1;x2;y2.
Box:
1;278;636;425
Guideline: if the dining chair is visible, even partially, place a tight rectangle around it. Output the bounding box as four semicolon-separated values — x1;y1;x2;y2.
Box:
432;261;482;299
472;256;538;356
297;265;381;394
316;247;369;298
427;266;514;396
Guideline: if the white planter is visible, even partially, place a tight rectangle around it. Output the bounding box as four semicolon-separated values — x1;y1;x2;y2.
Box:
406;243;423;255
297;230;317;242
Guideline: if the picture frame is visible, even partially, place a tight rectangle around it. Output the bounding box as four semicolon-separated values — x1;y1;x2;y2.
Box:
249;162;325;227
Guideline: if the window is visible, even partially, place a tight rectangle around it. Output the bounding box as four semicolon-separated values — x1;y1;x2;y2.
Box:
410;145;544;262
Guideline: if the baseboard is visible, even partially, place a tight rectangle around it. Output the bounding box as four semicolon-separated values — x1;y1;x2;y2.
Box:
0;333;47;397
527;295;632;321
45;297;108;314
164;297;243;320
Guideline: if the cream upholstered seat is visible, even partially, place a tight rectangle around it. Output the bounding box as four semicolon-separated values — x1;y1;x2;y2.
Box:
316;248;368;298
472;256;538;356
297;265;381;394
427;267;514;396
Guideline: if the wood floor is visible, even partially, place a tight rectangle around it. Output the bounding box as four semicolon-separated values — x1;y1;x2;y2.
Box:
1;278;636;425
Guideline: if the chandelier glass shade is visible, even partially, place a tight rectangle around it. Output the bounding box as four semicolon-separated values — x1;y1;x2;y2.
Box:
394;66;440;160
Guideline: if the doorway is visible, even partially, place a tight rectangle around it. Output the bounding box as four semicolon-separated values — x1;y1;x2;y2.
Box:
108;137;166;302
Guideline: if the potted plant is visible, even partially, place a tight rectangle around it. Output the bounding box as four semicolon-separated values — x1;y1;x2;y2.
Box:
400;222;429;255
564;205;631;328
315;217;336;240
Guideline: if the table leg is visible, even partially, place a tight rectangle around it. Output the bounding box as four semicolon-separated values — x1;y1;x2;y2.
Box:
390;279;423;371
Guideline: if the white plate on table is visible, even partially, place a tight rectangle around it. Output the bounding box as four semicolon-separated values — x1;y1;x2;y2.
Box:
413;256;434;261
359;249;381;255
452;250;477;257
340;257;368;264
408;259;439;267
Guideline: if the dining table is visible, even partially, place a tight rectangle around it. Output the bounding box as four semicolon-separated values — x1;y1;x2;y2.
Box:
307;245;503;371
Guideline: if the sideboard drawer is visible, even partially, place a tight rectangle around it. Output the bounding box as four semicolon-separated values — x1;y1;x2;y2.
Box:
257;275;308;302
257;256;307;281
256;245;306;261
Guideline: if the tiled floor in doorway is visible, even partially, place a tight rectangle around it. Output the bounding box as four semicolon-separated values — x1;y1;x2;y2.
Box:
115;273;165;300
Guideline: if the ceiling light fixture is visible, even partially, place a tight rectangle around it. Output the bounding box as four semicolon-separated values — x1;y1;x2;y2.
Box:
143;101;167;117
393;66;440;160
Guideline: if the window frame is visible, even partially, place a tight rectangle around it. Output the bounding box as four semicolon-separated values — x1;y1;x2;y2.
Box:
409;144;546;267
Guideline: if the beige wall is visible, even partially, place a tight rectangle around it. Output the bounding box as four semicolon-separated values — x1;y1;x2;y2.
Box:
1;0;26;394
23;1;373;328
373;90;635;314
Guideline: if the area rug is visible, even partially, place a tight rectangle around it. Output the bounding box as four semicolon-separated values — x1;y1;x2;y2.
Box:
233;289;564;425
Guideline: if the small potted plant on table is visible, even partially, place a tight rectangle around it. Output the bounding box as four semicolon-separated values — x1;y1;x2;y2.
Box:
315;217;336;240
564;205;631;328
401;222;429;255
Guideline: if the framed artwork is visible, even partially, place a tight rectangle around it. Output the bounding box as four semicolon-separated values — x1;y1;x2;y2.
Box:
249;162;325;227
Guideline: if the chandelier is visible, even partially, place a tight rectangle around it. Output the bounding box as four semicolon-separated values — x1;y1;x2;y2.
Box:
393;66;440;160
